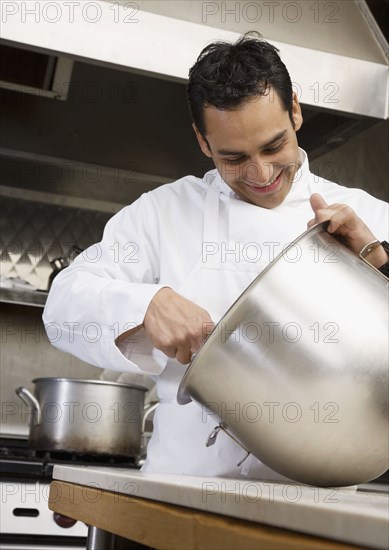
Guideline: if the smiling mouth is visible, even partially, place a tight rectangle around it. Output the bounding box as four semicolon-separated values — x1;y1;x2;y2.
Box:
246;171;283;194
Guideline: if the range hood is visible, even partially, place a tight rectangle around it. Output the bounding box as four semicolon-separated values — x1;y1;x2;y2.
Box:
1;0;388;159
0;44;73;100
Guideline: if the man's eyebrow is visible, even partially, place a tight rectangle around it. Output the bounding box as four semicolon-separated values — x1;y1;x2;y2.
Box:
217;130;287;156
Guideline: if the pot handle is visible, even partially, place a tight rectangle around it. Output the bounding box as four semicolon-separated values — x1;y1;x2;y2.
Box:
206;423;251;467
15;387;42;426
142;402;158;433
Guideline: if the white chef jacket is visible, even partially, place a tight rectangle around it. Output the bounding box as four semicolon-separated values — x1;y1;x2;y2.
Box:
43;149;388;479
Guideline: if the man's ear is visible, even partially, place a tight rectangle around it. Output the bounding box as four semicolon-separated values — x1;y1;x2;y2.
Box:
192;123;213;158
291;93;303;131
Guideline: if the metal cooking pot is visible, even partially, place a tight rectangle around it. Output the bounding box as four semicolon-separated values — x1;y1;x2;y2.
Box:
178;222;389;487
16;378;148;457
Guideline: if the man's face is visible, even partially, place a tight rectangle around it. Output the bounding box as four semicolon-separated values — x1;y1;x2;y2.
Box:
194;90;303;209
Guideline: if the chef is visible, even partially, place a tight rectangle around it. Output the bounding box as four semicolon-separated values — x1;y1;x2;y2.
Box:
43;33;389;479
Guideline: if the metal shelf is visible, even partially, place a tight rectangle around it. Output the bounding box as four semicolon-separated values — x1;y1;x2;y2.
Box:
0;287;48;308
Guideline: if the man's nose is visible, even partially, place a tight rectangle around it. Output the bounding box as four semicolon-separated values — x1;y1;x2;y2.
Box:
243;158;271;185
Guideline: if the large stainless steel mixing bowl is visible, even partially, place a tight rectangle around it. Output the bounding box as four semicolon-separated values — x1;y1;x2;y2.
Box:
178;222;389;486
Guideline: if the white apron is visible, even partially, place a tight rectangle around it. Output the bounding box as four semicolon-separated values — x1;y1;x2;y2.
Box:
142;176;292;480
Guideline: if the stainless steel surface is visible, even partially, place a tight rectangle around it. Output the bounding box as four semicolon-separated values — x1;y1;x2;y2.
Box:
0;146;171;298
86;526;144;550
16;378;147;457
0;286;47;307
138;402;158;463
178;222;389;487
138;0;388;63
87;526;115;550
206;423;250;467
1;1;387;118
15;386;41;424
356;0;388;62
0;146;171;208
141;402;158;433
0;195;111;291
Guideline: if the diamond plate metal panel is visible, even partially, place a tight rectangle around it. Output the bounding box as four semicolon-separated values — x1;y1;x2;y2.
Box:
1;197;111;290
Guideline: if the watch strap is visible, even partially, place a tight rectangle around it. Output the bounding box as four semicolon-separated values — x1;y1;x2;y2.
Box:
378;241;389;278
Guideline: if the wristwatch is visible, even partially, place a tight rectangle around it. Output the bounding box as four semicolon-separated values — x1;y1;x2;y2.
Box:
378;241;389;278
359;240;389;278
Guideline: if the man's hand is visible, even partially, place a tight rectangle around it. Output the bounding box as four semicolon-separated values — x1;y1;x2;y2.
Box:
143;287;215;364
308;193;388;268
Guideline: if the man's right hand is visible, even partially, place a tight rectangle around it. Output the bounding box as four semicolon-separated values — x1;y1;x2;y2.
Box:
143;287;215;364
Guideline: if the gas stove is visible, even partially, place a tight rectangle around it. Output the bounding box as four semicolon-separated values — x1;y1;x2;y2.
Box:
0;437;139;549
0;437;138;479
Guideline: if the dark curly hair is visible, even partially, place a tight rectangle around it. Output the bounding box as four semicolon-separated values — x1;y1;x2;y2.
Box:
187;32;294;137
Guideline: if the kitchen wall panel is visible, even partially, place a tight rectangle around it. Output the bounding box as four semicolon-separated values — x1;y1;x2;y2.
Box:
311;119;388;202
0;304;103;437
1;196;111;290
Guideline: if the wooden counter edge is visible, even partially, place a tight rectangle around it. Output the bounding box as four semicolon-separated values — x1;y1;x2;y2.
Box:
49;480;364;550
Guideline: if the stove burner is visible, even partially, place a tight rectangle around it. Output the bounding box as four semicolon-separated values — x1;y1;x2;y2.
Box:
0;437;138;481
0;437;35;458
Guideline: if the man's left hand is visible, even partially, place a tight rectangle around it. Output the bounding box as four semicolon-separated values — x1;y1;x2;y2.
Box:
308;193;388;268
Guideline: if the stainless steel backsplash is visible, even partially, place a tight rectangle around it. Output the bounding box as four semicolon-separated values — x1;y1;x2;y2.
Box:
1;195;112;290
0;193;113;435
0;157;157;436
